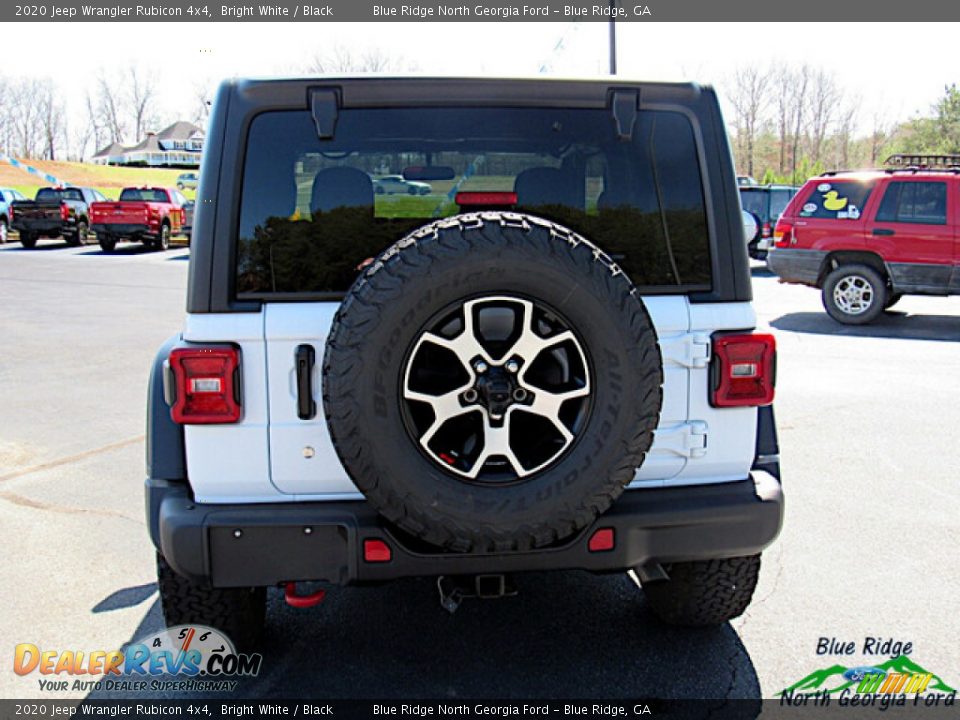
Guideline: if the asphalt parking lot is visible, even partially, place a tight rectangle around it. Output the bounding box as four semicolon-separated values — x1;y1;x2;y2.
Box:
1;240;958;701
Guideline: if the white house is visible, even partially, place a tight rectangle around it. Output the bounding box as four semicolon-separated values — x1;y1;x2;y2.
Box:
91;121;204;167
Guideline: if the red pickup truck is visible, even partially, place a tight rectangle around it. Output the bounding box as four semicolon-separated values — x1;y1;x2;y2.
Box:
90;187;187;252
768;159;960;324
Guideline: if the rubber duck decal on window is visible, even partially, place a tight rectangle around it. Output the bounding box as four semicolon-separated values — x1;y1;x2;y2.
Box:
822;190;848;211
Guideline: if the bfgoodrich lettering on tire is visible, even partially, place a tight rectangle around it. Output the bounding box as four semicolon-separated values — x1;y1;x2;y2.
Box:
322;212;663;553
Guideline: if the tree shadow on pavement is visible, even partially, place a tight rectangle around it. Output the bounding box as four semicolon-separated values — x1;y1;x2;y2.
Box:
771;311;960;342
86;571;760;703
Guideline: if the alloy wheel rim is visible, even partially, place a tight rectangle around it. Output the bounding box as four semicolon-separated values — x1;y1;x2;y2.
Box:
834;275;874;315
401;295;592;484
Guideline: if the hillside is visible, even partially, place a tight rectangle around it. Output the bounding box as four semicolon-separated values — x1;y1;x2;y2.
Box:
0;160;195;200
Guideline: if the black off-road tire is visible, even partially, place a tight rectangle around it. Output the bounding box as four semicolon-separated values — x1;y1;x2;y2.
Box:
99;235;117;253
0;218;8;244
884;292;903;311
323;212;663;553
156;553;266;652
821;264;887;325
642;555;762;627
20;232;37;249
75;220;90;246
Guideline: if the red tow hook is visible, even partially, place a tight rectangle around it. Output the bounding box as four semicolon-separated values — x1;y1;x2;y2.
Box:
283;582;326;609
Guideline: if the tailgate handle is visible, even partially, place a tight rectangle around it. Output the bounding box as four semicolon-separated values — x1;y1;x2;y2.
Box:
872;228;895;236
295;344;317;420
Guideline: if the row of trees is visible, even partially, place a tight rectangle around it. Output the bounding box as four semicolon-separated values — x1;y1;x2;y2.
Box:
0;48;412;162
1;55;957;174
0;67;215;162
723;63;960;185
0;77;65;160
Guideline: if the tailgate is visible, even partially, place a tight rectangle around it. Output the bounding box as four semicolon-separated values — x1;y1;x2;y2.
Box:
92;202;148;224
13;203;60;221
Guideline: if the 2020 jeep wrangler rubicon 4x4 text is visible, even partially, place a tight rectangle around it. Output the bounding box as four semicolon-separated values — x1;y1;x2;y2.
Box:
146;77;783;649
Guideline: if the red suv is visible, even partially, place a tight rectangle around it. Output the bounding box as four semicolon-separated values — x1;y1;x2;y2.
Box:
768;157;959;324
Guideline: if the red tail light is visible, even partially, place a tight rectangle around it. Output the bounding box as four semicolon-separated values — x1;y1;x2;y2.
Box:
761;222;772;238
168;346;242;424
773;220;793;248
711;333;776;407
60;203;69;221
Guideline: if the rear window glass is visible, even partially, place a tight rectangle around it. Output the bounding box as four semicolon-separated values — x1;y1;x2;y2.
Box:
875;181;947;225
739;189;767;219
37;188;82;202
769;189;795;220
119;188;169;202
799;180;873;220
235;107;712;297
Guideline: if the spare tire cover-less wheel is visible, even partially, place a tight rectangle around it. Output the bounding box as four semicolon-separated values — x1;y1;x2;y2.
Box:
323;213;663;553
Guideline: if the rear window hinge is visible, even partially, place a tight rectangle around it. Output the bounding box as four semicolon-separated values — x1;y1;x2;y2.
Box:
310;87;340;140
655;421;708;459
610;89;640;141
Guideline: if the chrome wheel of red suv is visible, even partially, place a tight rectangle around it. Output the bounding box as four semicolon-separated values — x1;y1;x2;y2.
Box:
822;264;887;325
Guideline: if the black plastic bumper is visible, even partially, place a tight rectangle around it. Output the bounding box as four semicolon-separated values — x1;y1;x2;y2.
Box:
12;220;68;236
91;223;154;238
767;248;827;286
147;474;784;588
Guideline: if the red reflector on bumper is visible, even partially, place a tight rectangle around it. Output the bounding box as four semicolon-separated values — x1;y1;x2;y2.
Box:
363;539;392;563
588;528;615;552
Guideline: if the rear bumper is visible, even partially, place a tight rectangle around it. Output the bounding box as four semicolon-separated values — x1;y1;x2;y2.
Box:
767;248;826;286
147;473;784;588
91;223;155;238
11;219;67;235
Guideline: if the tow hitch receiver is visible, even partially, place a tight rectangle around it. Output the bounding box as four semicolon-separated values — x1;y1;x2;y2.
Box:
437;574;517;613
283;582;327;608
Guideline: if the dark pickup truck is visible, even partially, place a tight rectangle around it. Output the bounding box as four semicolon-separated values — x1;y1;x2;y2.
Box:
11;186;107;248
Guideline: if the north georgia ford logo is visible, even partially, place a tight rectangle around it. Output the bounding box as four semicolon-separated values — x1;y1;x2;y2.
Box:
14;625;262;692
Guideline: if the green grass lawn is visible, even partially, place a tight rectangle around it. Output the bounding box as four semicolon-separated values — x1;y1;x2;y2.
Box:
4;162;197;201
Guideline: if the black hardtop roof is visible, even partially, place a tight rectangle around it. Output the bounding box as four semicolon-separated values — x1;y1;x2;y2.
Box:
226;75;711;109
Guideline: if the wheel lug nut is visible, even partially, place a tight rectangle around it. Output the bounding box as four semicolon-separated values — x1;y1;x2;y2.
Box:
505;359;520;373
474;360;488;374
463;388;478;403
512;388;528;402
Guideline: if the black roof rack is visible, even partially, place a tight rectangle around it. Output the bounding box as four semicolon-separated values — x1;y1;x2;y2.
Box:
883;153;960;173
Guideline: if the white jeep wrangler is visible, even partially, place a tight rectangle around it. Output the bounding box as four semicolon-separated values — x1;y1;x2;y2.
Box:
146;77;783;649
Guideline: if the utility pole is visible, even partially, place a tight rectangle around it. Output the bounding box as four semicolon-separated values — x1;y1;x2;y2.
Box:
608;1;617;74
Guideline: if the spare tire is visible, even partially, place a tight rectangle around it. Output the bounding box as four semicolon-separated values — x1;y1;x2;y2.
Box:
323;212;663;553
